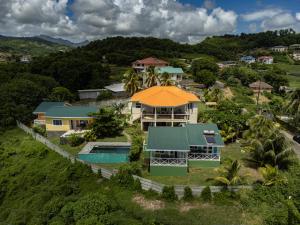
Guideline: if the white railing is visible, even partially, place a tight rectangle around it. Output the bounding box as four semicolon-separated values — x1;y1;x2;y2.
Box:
188;153;220;161
142;114;189;120
150;157;187;166
34;119;45;125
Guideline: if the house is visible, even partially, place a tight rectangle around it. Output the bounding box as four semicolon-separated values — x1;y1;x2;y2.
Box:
178;79;206;90
249;81;273;93
20;55;32;63
144;124;225;176
33;102;98;134
104;83;128;97
292;51;300;61
257;56;273;64
155;66;185;83
214;80;225;89
78;89;105;100
217;61;237;69
270;46;288;52
240;56;255;64
132;57;169;72
130;86;200;130
289;44;300;51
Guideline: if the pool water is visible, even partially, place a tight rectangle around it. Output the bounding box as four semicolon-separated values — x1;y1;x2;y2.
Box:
78;146;130;163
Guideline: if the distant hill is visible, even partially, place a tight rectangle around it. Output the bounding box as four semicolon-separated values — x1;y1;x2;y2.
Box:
36;35;89;47
0;35;71;57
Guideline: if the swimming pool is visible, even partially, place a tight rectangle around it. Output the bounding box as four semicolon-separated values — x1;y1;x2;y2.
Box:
78;142;131;164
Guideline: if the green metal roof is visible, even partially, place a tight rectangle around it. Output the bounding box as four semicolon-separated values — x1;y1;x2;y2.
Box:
45;106;98;118
33;102;64;113
147;126;190;151
156;66;184;74
146;123;224;151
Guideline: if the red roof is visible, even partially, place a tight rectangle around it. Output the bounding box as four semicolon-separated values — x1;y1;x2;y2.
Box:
132;57;168;66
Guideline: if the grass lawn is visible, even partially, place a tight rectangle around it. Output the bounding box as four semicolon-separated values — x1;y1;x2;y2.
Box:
287;74;300;88
49;134;128;156
109;64;130;82
143;142;260;186
276;63;300;88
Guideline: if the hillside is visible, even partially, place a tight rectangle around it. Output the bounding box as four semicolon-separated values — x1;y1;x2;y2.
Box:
0;36;71;57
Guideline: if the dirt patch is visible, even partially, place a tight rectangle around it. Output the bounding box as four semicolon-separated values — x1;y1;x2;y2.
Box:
224;87;234;99
132;194;165;210
179;202;211;213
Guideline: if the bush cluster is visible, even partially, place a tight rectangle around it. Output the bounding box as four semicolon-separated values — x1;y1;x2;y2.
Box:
161;186;178;201
67;134;85;147
201;186;212;202
33;125;46;136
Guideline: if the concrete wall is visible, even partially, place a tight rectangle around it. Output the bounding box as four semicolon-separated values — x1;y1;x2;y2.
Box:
45;118;93;132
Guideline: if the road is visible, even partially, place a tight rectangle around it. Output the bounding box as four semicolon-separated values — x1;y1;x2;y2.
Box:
281;130;300;159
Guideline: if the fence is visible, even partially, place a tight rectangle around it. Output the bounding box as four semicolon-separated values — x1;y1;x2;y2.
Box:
17;121;252;198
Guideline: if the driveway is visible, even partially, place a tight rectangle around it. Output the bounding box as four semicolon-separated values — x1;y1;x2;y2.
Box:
281;130;300;159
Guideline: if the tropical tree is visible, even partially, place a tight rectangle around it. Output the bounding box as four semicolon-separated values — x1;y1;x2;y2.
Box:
246;131;294;170
48;86;74;102
287;88;300;116
211;160;244;187
123;69;140;96
258;165;287;186
160;72;174;86
205;88;224;103
145;66;159;87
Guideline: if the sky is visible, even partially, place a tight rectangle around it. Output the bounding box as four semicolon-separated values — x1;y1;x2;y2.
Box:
0;0;299;43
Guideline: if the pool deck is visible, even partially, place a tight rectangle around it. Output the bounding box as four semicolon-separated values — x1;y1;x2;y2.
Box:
79;142;131;154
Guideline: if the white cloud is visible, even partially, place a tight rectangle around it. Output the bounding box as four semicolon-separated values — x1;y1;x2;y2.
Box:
296;12;300;21
0;0;238;43
261;13;296;30
241;8;283;21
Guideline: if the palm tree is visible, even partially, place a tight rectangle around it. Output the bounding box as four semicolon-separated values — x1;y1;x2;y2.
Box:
243;115;276;141
160;72;174;86
258;165;287;186
212;160;243;187
145;66;159;87
246;131;294;170
287;88;300;116
123;69;140;96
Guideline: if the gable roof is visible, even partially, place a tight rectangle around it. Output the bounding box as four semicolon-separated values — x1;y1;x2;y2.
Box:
131;86;200;107
156;66;184;74
146;123;224;151
45;106;98;118
240;56;255;61
133;57;168;65
249;81;273;89
104;83;125;92
33;102;65;114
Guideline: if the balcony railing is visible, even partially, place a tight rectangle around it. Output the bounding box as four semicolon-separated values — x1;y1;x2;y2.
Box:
188;153;220;161
150;157;187;166
142;114;189;120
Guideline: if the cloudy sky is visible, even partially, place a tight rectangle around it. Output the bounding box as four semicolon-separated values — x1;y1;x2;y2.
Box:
0;0;299;43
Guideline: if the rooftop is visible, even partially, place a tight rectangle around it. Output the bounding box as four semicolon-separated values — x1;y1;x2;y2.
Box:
33;102;65;113
146;123;224;151
104;83;125;92
133;57;168;65
131;86;200;107
249;81;273;89
156;66;184;74
45;105;98;118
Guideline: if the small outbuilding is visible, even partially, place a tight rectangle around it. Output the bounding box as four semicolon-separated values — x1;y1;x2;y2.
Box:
249;81;273;93
104;83;128;97
78;89;105;100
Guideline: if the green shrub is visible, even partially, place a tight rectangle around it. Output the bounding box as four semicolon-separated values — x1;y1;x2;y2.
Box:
84;131;97;142
133;178;142;191
129;135;143;162
161;186;178;202
201;186;212;202
119;162;142;176
96;90;113;101
33;125;46;136
67;134;85;147
111;173;134;188
143;188;159;199
183;186;193;201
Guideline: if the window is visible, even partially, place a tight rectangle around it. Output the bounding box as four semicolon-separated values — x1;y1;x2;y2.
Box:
53;120;62;126
135;103;141;108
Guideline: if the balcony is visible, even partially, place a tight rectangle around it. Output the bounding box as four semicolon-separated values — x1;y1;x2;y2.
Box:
150;157;187;166
188;153;220;161
142;113;189;121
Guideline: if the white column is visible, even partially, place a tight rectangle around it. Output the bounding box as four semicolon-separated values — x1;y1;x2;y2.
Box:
171;107;174;127
154;107;157;127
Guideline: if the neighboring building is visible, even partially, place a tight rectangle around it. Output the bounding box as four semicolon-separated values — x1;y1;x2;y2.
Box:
155;66;185;83
240;56;255;64
270;46;288;52
33;102;97;134
130;86;200;130
217;61;237;69
289;44;300;51
132;57;169;72
257;56;273;64
292;51;300;61
178;79;206;90
144;124;225;176
104;83;128;97
78;89;105;100
33;102;65;125
249;81;273;93
214;80;225;89
20;55;32;63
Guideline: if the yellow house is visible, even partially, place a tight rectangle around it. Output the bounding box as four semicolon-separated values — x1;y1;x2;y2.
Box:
33;102;98;132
